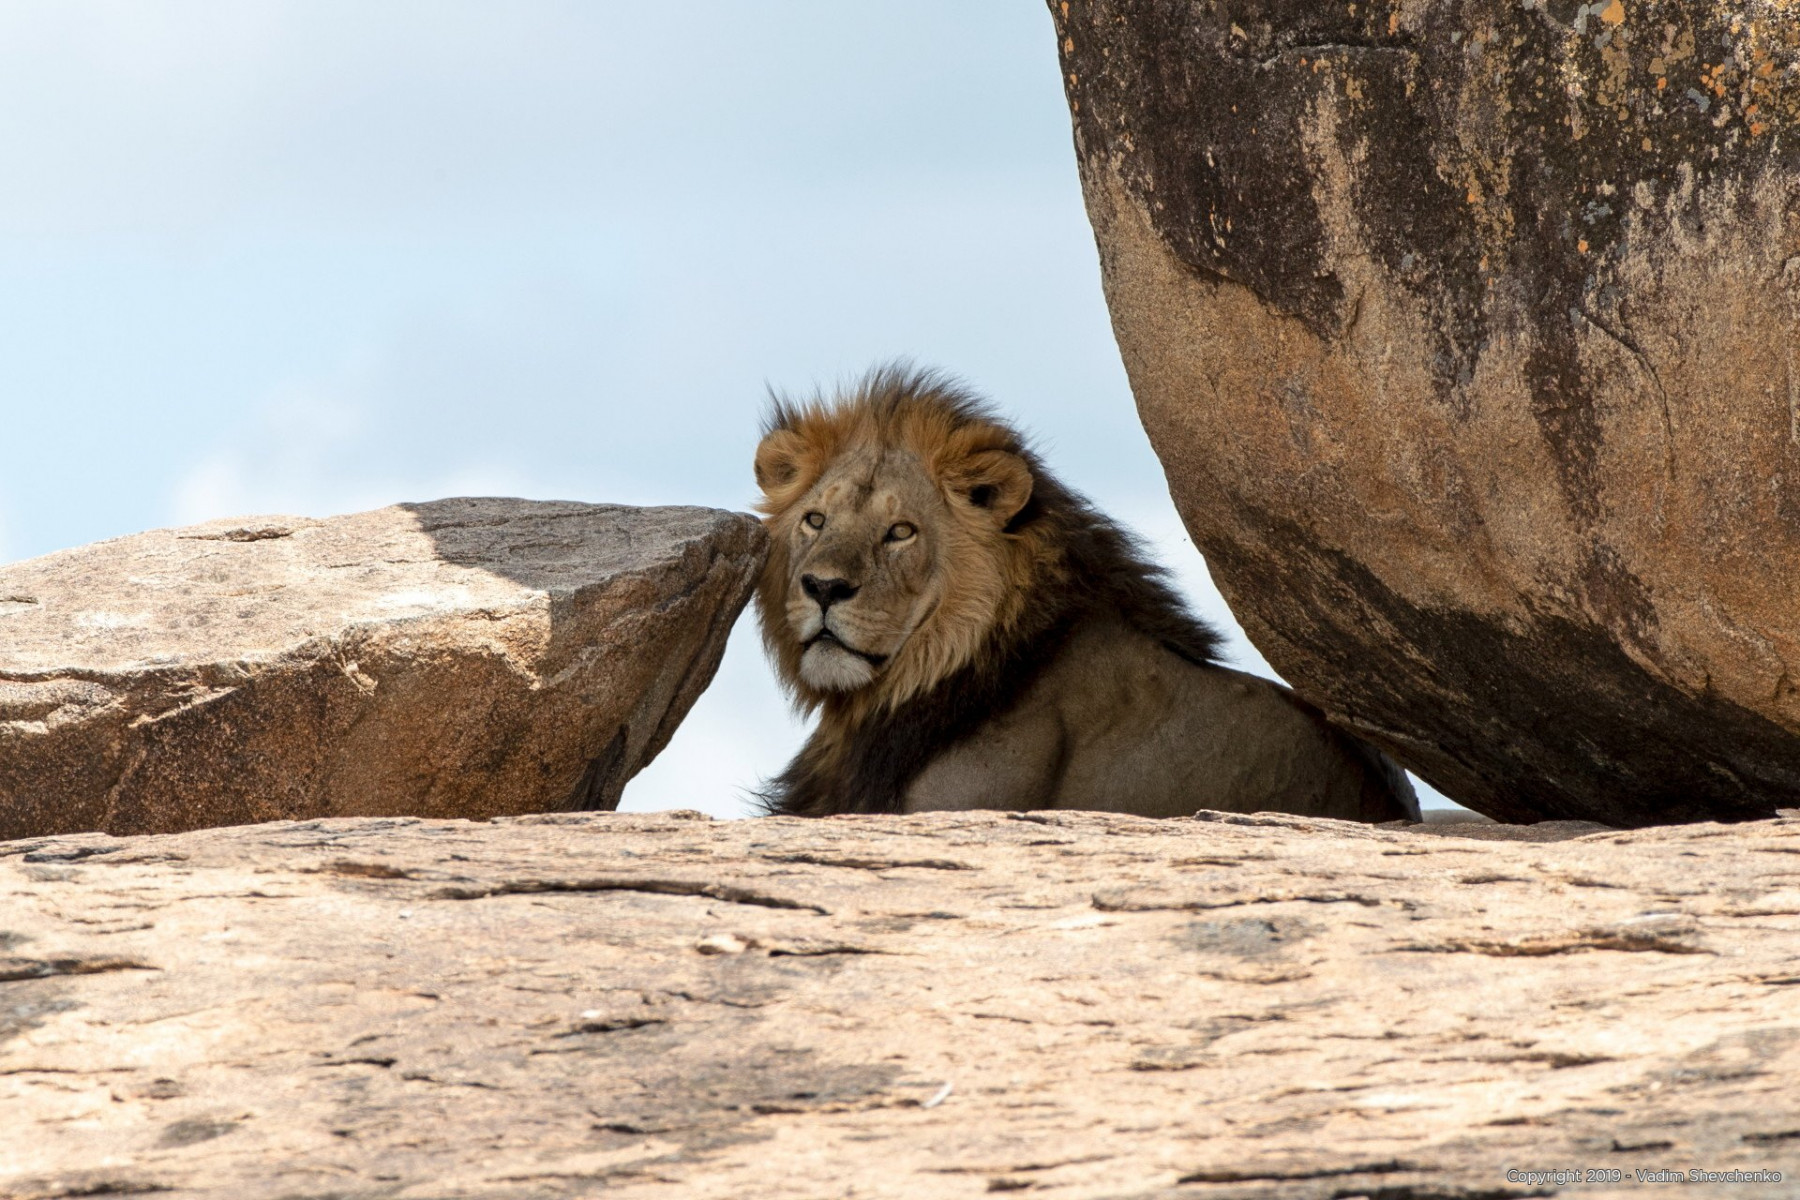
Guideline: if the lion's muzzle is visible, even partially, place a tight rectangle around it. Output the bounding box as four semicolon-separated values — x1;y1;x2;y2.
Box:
793;591;889;691
799;635;881;691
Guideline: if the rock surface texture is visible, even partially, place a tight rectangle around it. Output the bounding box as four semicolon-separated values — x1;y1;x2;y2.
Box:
4;809;1800;1198
1053;0;1800;824
0;500;765;840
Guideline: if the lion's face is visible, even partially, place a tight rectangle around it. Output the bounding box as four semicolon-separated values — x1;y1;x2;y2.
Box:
755;406;1034;706
773;447;949;692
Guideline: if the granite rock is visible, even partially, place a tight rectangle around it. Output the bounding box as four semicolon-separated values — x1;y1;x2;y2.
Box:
1053;0;1800;824
3;808;1798;1197
0;499;765;838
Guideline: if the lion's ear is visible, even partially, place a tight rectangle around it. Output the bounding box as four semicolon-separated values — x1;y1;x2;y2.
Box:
949;449;1033;526
754;429;811;495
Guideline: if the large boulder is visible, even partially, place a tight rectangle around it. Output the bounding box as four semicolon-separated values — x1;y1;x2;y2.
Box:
4;809;1798;1196
0;500;765;839
1052;1;1800;824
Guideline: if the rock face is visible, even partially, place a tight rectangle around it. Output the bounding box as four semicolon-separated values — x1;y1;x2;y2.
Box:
1052;1;1800;825
4;809;1800;1197
0;500;765;840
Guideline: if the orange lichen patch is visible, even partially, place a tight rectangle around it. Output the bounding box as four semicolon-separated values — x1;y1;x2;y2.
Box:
1388;11;1400;36
1657;77;1668;90
1578;239;1590;253
1064;37;1073;53
1600;0;1625;27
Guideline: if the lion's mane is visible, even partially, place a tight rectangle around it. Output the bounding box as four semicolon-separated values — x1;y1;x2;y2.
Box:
756;367;1223;816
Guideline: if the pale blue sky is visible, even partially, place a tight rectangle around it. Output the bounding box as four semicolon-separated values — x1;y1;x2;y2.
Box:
1;1;1455;814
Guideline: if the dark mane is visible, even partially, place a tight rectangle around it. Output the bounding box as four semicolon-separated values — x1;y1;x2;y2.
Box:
758;395;1223;816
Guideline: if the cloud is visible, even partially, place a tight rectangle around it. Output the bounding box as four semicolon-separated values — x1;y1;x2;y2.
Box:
171;385;362;522
169;378;532;526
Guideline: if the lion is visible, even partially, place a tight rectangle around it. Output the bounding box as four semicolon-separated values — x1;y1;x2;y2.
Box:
752;366;1419;823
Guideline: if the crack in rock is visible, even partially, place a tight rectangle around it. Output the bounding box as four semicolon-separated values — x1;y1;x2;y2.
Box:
429;876;829;914
0;956;157;983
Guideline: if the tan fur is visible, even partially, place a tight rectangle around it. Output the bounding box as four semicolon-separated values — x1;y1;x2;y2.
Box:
903;620;1413;820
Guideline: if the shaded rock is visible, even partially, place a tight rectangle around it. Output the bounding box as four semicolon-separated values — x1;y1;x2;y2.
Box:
0;500;765;839
3;809;1799;1197
1052;1;1800;825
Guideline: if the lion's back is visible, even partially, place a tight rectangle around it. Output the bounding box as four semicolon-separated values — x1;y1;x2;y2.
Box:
904;618;1420;822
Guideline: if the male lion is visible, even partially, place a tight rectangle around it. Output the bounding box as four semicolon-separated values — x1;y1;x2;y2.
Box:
752;367;1418;823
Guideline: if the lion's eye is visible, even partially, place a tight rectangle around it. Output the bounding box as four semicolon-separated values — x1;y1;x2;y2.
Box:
804;512;825;530
886;522;916;542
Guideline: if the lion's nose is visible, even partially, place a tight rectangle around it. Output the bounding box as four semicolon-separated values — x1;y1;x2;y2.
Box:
801;574;859;610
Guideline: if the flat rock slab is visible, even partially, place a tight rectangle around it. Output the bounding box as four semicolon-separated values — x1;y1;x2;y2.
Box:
0;500;765;839
4;811;1799;1198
